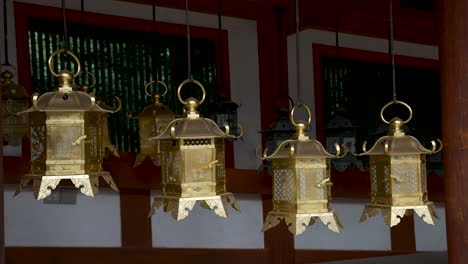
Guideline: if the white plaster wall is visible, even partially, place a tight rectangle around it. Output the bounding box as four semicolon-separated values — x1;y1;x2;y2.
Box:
11;0;262;170
4;186;121;247
414;203;447;251
151;192;264;248
295;199;391;250
287;29;439;137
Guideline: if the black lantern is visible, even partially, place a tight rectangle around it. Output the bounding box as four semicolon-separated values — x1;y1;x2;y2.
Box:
209;95;239;137
324;106;365;171
258;107;296;174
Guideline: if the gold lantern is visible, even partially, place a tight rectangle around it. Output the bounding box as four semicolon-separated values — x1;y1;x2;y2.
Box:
74;71;121;158
1;68;29;147
258;104;345;235
14;49;119;200
148;79;242;220
133;80;175;167
356;101;442;227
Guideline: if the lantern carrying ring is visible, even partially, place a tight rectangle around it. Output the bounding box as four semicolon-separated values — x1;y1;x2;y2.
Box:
290;103;312;127
145;80;168;97
177;78;206;105
380;100;413;124
73;71;96;88
47;49;81;78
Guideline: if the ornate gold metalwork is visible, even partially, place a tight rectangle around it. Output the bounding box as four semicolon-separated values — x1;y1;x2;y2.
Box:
355;100;442;226
1;67;29;147
148;78;241;220
149;193;239;221
258;103;344;235
74;70;121;158
14;49;119;200
132;80;175;167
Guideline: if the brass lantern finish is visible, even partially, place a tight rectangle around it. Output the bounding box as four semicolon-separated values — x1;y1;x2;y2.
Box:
74;71;121;158
356;101;442;227
148;79;241;221
1;68;29;146
14;49;119;200
258;104;344;235
133;80;175;167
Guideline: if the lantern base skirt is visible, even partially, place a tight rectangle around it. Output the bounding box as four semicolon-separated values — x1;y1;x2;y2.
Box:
133;152;160;168
149;192;240;221
262;210;343;235
359;202;438;227
14;171;119;200
103;143;120;158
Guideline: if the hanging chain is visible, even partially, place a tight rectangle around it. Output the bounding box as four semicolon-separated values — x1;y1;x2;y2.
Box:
218;0;223;90
185;0;192;80
152;2;159;81
2;0;9;65
61;0;70;70
62;0;69;53
389;0;397;102
295;0;302;104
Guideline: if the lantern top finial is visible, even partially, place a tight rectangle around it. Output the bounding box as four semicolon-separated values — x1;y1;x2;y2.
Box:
356;100;443;156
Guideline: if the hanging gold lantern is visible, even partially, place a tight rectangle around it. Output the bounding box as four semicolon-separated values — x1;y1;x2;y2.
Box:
132;80;175;167
356;101;442;227
74;71;121;158
14;49;119;200
148;79;242;220
1;68;29;147
258;103;345;235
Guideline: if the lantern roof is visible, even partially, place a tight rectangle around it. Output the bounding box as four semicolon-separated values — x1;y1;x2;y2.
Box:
261;104;344;160
151;79;240;140
359;117;436;155
356;100;443;156
155;116;227;139
138;99;174;119
265;138;337;159
23;70;113;113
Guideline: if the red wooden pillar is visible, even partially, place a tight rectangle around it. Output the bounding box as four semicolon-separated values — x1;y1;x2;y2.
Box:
0;67;5;264
440;0;468;263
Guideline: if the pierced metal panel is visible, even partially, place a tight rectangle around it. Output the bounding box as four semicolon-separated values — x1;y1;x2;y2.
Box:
420;156;427;192
273;169;295;201
393;164;419;193
30;112;46;174
215;138;225;180
182;138;213;146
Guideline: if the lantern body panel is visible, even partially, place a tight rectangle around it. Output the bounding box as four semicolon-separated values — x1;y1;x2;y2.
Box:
160;137;225;198
45;112;85;175
272;158;330;215
135;102;175;167
262;136;342;235
370;154;426;207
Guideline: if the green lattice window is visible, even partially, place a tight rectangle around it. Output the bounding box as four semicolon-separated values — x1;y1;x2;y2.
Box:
28;18;217;152
322;57;442;174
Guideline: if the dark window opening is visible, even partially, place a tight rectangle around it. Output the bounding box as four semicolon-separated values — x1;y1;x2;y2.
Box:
322;57;442;175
